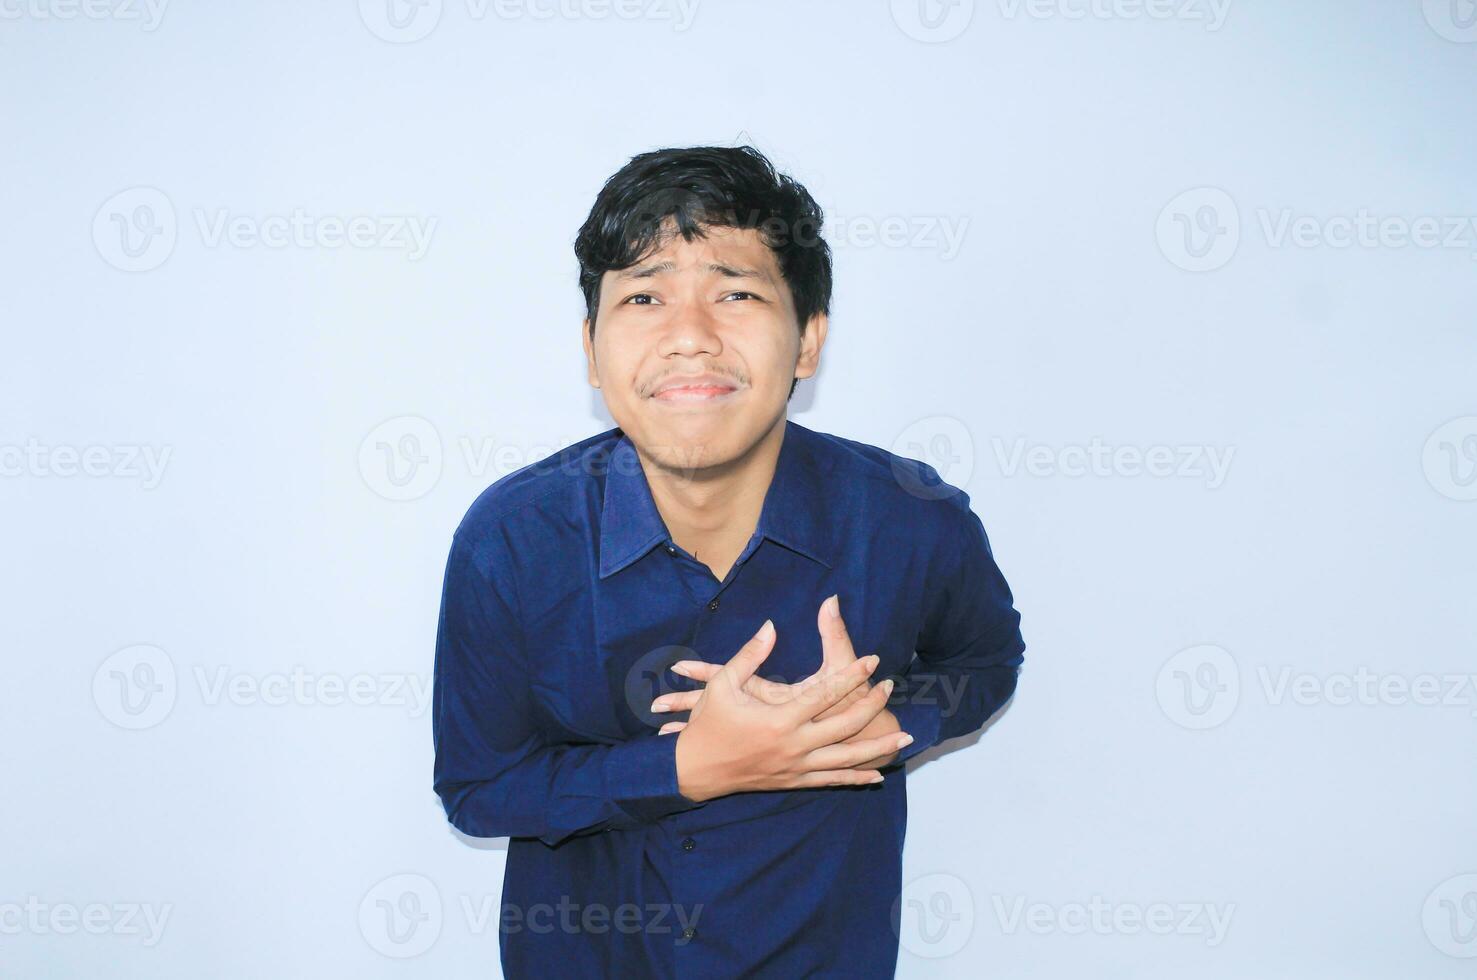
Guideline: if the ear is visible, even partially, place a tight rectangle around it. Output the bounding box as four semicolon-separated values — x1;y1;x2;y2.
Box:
793;312;828;381
581;318;600;389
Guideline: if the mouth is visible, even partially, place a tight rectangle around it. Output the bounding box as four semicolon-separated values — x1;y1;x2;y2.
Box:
649;375;742;404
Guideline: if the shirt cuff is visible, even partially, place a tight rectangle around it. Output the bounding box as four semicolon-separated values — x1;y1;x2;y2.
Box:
604;731;705;824
887;697;942;767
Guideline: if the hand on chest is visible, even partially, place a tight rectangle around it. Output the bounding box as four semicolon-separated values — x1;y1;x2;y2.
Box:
524;553;921;743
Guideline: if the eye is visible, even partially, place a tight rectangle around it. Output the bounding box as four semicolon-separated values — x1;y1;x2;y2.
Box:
623;293;657;305
722;291;760;302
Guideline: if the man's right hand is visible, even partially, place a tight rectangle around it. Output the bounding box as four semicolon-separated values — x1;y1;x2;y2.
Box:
672;619;907;802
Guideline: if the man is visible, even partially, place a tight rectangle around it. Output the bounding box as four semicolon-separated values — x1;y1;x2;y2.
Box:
432;145;1025;977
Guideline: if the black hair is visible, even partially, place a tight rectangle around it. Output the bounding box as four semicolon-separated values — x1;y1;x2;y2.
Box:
574;145;833;400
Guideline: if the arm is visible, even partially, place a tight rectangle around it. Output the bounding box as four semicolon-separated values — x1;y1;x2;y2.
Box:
886;494;1026;766
431;530;701;847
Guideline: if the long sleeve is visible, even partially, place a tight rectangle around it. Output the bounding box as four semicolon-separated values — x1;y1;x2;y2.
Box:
431;530;701;847
887;492;1025;766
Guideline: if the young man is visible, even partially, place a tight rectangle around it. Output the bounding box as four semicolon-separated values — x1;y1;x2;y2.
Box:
432;145;1025;978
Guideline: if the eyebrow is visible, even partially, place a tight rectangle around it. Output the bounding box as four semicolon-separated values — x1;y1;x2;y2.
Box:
613;260;769;282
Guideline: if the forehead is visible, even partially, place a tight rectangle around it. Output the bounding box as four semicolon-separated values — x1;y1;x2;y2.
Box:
607;223;781;285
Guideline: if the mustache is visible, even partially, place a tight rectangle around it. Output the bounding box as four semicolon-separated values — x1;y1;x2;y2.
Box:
642;367;747;396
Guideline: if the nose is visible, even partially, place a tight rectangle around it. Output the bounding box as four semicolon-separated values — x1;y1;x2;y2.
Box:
656;295;723;359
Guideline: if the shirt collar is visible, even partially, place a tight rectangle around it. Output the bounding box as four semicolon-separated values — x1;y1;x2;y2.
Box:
598;418;835;579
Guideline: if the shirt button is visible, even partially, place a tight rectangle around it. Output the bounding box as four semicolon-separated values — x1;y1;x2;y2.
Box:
707;598;720;611
681;837;696;851
665;544;677;556
682;926;698;941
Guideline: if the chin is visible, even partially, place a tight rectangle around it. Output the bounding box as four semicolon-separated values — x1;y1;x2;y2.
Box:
631;414;738;470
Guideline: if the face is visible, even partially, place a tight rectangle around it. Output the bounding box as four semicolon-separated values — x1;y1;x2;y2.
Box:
582;221;827;474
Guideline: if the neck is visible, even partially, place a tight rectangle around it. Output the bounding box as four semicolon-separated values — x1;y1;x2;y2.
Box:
638;415;787;575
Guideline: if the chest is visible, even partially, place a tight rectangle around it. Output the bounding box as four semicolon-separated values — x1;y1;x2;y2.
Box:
520;537;929;743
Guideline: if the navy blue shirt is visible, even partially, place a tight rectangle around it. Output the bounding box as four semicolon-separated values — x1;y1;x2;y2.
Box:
432;418;1025;978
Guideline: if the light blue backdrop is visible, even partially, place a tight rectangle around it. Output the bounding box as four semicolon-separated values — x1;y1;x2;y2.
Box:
4;1;1475;976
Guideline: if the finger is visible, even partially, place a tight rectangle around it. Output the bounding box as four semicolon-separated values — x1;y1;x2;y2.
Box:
788;653;878;718
790;768;884;789
806;729;913;771
650;690;701;714
658;721;688;735
806;678;893;745
670;660;720;682
718;619;776;691
669;663;792;705
818;593;857;671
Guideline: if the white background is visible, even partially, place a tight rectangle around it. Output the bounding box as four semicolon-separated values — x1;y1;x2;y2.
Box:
3;1;1476;976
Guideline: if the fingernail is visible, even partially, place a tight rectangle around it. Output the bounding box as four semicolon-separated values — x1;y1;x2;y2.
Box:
896;733;913;749
759;619;775;642
824;594;841;620
868;773;884;784
669;662;691;677
863;654;880;672
880;678;895;697
651;700;670;713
